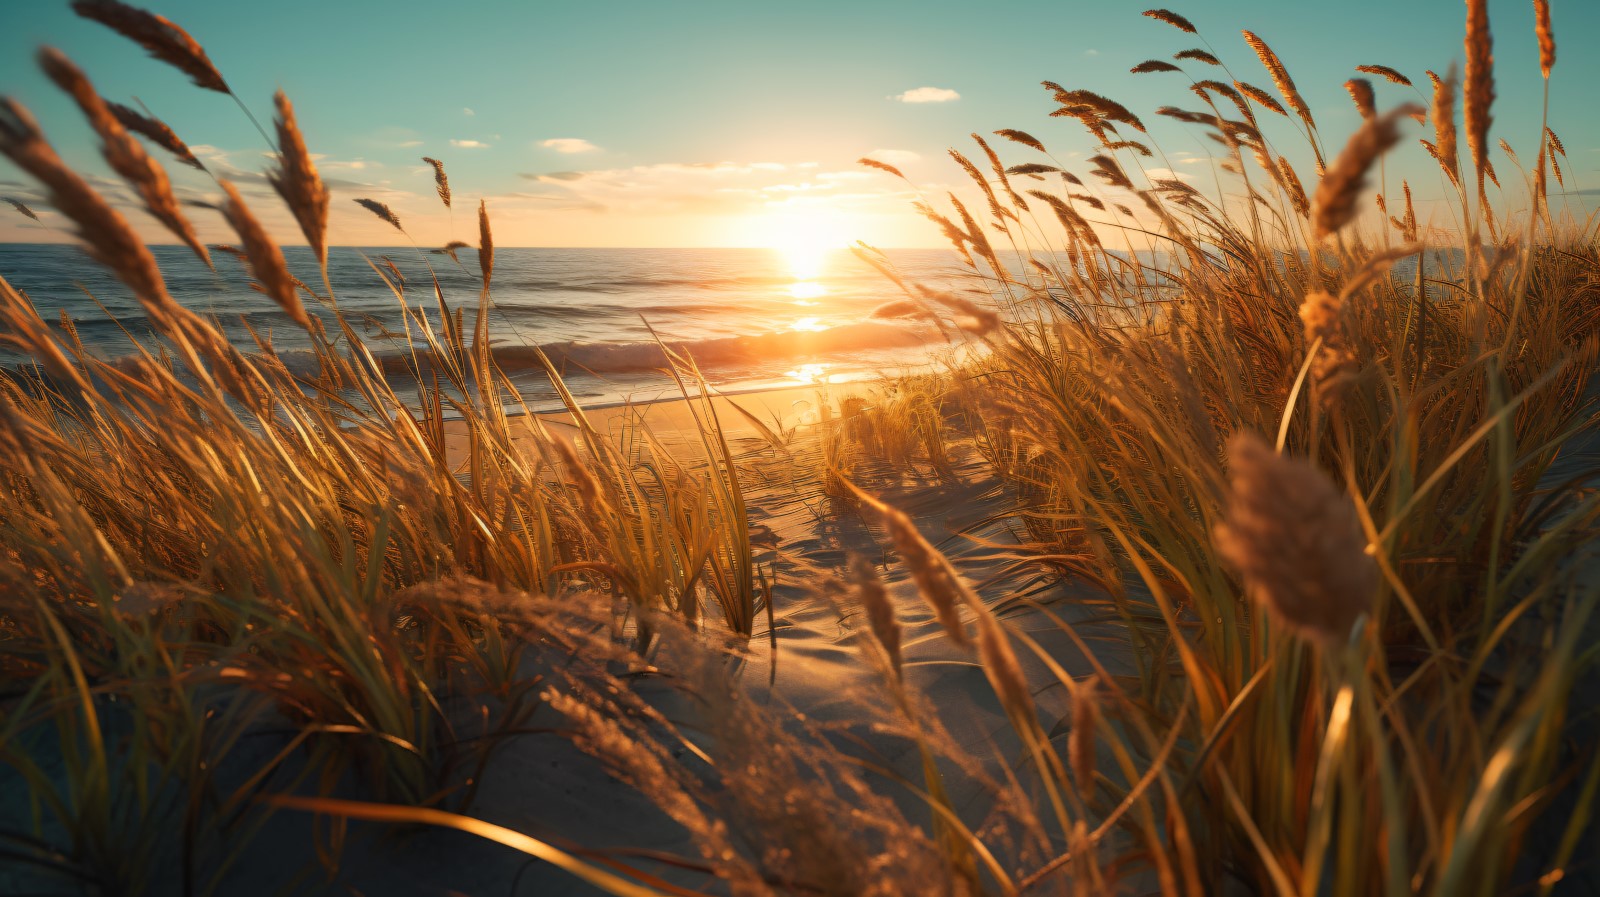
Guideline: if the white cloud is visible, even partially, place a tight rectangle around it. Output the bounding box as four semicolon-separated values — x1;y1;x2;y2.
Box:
1146;167;1195;183
398;140;423;148
891;86;960;104
451;139;490;148
510;159;912;219
1083;49;1100;57
867;149;921;166
463;107;475;116
541;138;601;154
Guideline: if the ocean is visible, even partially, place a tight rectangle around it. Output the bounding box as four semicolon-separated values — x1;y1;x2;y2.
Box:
0;244;970;410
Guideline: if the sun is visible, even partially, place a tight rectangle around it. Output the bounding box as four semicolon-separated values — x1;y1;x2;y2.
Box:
758;207;850;281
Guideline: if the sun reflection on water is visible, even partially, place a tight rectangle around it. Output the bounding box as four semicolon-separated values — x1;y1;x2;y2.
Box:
788;281;827;301
785;363;832;384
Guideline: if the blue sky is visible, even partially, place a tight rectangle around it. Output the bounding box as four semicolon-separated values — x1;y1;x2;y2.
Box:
1;0;1595;247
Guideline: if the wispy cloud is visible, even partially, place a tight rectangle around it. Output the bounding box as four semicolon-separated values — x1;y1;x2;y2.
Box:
398;140;423;148
451;139;490;149
866;149;921;166
462;107;475;116
540;138;601;154
890;86;960;104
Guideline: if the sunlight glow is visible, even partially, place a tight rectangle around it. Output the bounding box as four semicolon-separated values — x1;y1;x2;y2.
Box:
760;207;850;280
791;316;827;332
785;363;833;384
788;281;828;300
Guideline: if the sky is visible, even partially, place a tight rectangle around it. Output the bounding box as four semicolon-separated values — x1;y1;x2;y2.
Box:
0;0;1596;249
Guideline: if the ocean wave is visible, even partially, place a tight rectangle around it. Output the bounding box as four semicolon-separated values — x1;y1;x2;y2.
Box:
375;320;939;377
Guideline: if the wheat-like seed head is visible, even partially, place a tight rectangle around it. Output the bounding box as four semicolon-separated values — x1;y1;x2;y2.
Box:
1533;0;1555;79
0;96;184;327
106;101;202;169
478;199;493;286
1214;433;1377;649
1312;104;1422;238
40;48;210;270
1175;48;1220;66
850;555;902;678
1132;60;1183;74
421;156;451;209
267;90;329;268
1356;64;1412;87
1345;78;1376;120
1142;8;1197;33
1241;30;1314;132
993;128;1046;153
219;181;310;332
71;0;228;93
353;197;403;232
1463;0;1495;193
3;197;39;221
857;156;907;180
1234;81;1286;117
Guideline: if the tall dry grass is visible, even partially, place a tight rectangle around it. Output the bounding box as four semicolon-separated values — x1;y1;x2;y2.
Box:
2;1;1598;895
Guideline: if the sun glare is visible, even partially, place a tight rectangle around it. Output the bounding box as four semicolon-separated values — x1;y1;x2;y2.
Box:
761;208;849;281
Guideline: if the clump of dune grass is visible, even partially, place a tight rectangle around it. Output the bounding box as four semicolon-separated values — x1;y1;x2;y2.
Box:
0;7;764;892
815;2;1600;892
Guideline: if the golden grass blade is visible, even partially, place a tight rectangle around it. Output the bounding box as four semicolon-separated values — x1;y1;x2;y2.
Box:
262;796;669;897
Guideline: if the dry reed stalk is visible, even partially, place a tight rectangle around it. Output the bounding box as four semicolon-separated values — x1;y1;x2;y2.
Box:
850;555;902;678
1142;8;1197;32
1356;64;1412;87
1069;681;1099;791
1175;48;1220;66
71;0;228;93
857;156;906;180
1463;0;1494;192
1345;78;1376;120
1214;433;1376;648
267;91;329;268
1534;0;1554;79
1241;30;1314;132
477;199;493;286
421;156;451;208
106;101;202;169
354;197;403;232
219;181;311;331
1311;104;1422;238
0;97;186;328
4;197;39;221
40;48;210;269
1298;290;1359;401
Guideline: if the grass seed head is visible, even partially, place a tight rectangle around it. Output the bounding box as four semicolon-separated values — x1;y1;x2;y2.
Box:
1215;433;1377;649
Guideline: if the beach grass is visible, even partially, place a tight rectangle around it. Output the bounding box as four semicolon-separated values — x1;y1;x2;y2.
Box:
1;1;1598;894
